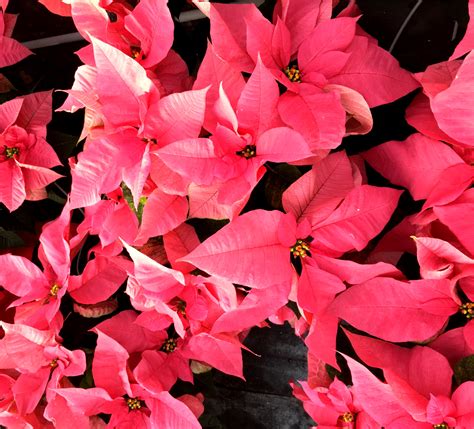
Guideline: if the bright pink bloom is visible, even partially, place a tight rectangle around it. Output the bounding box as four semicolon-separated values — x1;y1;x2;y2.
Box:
0;204;71;330
0;6;32;68
0;92;61;211
0;322;85;416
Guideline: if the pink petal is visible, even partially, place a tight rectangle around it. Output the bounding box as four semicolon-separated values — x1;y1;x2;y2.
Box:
423;163;474;209
144;88;208;146
69;137;123;209
124;0;173;68
193;40;246;132
329;35;419;107
326;84;373;135
273;0;331;55
156;138;221;186
69;256;127;304
298;260;346;315
298;17;357;73
434;198;474;255
304;314;339;369
452;381;474;419
0;254;46;298
413;236;474;279
54;387;112;416
203;3;259;72
137;189;188;242
0;97;23;130
0;36;32;68
383;369;428;422
236;56;279;138
18;162;62;195
92;330;131;398
311;254;401;284
182;333;243;378
91;36;151;129
313;185;402;254
405;93;459;145
16;91;52;138
450;0;474;59
122;241;185;297
38;0;71;15
163;224;200;273
95;310;166;354
432;51;474;146
13;368;50;415
332;278;458;342
182;210;293;289
282;151;354;227
363;134;463;200
149;391;201;429
257;127;312;163
343;354;409;426
278;84;346;150
0;161;25;211
211;282;291;334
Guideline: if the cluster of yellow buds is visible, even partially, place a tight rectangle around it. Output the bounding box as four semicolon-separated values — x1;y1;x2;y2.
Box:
236;145;257;159
126;397;143;411
284;65;302;83
433;423;449;429
290;239;310;258
4;146;20;159
460;302;474;319
49;283;61;297
161;338;178;353
339;412;354;423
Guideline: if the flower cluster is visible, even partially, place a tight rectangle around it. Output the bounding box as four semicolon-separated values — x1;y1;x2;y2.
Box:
1;0;473;427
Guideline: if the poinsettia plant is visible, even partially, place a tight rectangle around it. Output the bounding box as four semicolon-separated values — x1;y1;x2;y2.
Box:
1;0;474;427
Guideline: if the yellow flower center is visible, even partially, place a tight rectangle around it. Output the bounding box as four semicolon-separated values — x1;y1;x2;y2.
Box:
284;64;302;83
126;397;143;410
433;424;449;429
49;284;61;297
460;302;474;319
340;412;354;423
236;145;257;159
4;146;20;159
130;45;142;59
290;239;311;258
161;338;178;354
49;358;58;368
175;299;187;317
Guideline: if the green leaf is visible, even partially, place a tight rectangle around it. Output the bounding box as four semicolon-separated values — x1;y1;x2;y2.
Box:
47;190;67;205
0;228;25;249
454;354;474;385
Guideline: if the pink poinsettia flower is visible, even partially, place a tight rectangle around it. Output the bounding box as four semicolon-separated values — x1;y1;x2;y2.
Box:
346;332;474;427
407;53;474;150
342;354;434;428
157;58;313;215
0;322;85;417
292;376;381;428
183;151;401;290
0;4;32;68
54;329;201;428
196;0;417;148
63;37;208;208
69;0;190;90
0;204;71;330
0;92;62;211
